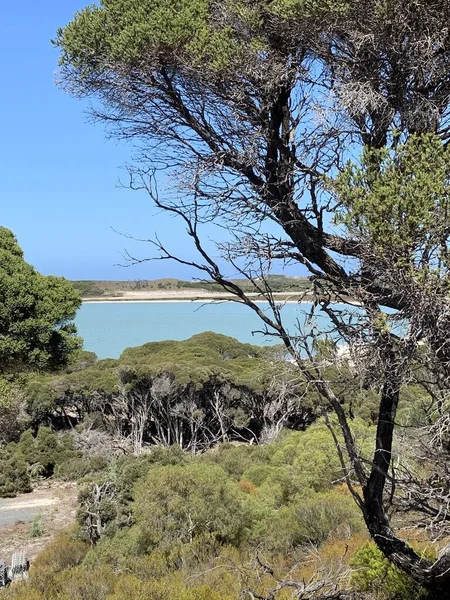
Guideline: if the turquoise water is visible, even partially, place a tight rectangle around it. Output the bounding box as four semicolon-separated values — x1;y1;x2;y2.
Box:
75;301;348;359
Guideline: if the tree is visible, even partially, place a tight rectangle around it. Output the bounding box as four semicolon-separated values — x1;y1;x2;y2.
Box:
0;445;31;497
78;481;118;544
0;227;81;373
56;1;450;596
0;377;29;443
36;332;312;452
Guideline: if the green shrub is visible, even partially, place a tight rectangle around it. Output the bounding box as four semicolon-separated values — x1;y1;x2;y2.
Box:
16;427;77;477
351;543;428;600
29;516;44;538
134;463;255;552
202;442;273;480
241;464;278;487
290;488;364;545
55;455;108;480
31;532;90;574
0;427;107;497
253;487;364;553
0;447;31;497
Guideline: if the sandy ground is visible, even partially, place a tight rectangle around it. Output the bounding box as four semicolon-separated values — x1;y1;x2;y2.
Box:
83;289;313;302
0;484;78;564
0;496;58;527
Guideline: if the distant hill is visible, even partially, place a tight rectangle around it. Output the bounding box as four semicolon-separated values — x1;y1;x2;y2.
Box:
71;275;312;298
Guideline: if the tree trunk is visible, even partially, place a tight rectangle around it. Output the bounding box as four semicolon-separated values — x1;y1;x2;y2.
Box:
360;359;450;596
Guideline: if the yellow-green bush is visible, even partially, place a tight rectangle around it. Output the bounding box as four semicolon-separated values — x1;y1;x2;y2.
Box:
350;543;428;600
133;463;255;552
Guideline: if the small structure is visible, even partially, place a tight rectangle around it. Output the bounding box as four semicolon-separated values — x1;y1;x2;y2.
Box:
10;551;29;581
0;551;29;587
0;561;10;587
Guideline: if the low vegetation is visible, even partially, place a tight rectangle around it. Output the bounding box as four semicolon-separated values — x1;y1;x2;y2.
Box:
0;329;440;599
0;425;364;599
2;421;434;599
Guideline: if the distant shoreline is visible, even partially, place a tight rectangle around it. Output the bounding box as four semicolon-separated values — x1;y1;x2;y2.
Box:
81;295;361;307
81;288;316;304
82;296;314;304
79;284;360;306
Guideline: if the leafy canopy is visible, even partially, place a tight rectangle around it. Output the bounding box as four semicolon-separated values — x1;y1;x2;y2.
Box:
56;0;239;72
334;135;450;261
0;227;81;372
55;0;354;95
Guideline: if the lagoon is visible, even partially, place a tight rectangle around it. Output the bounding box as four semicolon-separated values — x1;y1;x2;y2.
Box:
75;301;349;359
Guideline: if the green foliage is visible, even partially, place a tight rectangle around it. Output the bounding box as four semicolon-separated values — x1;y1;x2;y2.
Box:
38;331;274;401
255;487;364;553
268;419;373;494
0;376;30;443
106;572;237;600
73;422;372;560
65;349;98;373
56;0;238;75
334;135;450;262
51;1;450;595
55;0;356;87
0;227;81;373
115;446;188;501
55;455;109;481
134;462;254;551
270;0;349;19
201;442;275;480
32;531;90;574
289;488;364;544
1;423;382;599
397;385;437;427
0;445;31;497
24;373;61;424
29;332;313;450
0;427;108;496
16;427;73;477
29;516;44;538
350;543;428;600
9;544;239;600
119;331;267;388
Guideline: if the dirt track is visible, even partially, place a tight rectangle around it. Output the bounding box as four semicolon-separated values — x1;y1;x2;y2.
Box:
0;495;59;527
0;484;78;564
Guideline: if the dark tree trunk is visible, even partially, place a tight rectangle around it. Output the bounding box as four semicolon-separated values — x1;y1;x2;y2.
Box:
360;355;450;597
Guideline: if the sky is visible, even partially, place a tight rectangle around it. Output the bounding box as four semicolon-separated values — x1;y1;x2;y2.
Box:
0;1;309;282
0;0;209;281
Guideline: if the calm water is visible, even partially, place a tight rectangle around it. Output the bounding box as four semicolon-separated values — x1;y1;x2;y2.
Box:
75;301;350;359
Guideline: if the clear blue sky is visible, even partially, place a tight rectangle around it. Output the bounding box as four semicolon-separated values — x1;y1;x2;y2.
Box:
1;0;206;281
1;1;307;282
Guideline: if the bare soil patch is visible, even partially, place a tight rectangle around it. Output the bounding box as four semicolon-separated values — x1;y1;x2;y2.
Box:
0;483;78;564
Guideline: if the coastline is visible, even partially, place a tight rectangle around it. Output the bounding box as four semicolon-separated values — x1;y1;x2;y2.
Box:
81;295;361;307
82;298;314;304
80;287;361;306
81;289;315;304
81;290;312;304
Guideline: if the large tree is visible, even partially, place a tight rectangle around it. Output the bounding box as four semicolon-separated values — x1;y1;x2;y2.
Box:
0;227;81;373
56;1;450;596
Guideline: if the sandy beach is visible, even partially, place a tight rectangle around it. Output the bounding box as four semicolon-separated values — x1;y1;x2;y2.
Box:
82;289;315;303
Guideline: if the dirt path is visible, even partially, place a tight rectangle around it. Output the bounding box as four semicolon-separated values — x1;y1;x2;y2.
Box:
0;495;59;526
0;484;78;564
